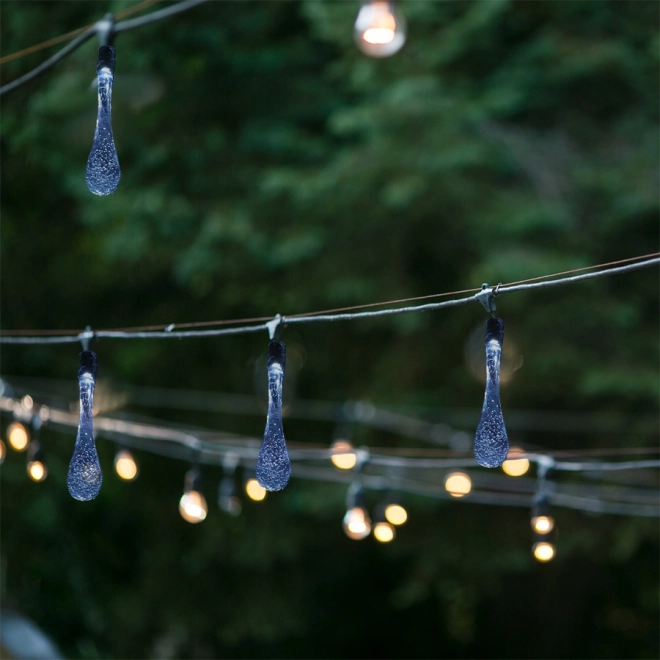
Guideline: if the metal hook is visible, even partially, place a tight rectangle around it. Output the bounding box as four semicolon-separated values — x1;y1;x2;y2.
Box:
475;283;497;316
266;314;285;341
96;13;115;48
80;326;95;352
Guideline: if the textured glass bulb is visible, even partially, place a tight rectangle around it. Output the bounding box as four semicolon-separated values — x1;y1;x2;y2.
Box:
474;318;509;467
256;341;291;491
86;46;120;195
67;351;102;500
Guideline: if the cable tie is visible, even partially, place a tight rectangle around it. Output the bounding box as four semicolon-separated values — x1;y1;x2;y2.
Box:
475;283;497;315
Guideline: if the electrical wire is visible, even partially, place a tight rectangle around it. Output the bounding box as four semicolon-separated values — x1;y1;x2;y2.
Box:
0;0;211;97
1;255;658;344
1;394;658;517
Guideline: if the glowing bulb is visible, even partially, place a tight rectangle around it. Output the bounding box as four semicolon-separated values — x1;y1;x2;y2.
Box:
343;507;371;540
179;491;208;523
532;541;555;562
67;351;103;501
384;503;407;525
354;1;406;58
256;341;291;491
246;478;267;502
86;46;120;195
27;461;48;482
114;449;138;481
502;447;530;476
8;422;29;452
531;515;555;534
474;317;509;468
330;440;358;470
0;439;6;463
21;395;34;411
445;471;472;498
373;521;395;543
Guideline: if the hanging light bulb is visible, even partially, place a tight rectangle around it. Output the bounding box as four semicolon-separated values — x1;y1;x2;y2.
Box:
373;505;396;543
384;501;408;526
245;477;267;502
86;45;120;195
330;439;358;470
7;421;29;452
256;339;291;491
67;351;103;501
179;468;207;523
502;446;530;477
27;442;48;482
0;439;6;464
114;449;138;481
343;483;371;540
219;476;242;516
444;471;472;498
354;1;406;58
531;496;555;534
532;539;556;563
21;395;34;411
474;315;509;468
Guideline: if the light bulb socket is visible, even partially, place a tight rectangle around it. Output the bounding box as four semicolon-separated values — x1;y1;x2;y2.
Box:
79;351;98;379
184;468;202;494
346;482;366;510
268;341;286;369
485;317;504;343
532;495;551;519
219;475;236;499
27;441;45;463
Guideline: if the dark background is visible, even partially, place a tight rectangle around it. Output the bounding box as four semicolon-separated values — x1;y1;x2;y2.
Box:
1;1;658;658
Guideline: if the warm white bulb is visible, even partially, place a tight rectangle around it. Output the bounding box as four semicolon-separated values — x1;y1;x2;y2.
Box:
0;439;6;464
27;460;48;482
533;541;555;562
531;515;554;534
384;503;408;525
343;506;371;540
114;450;138;481
502;447;530;476
8;422;29;452
330;440;358;470
373;521;395;543
354;1;406;58
445;471;472;497
179;490;208;523
245;478;267;502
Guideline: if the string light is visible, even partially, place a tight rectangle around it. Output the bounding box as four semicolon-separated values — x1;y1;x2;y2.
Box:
27;442;48;482
218;455;242;515
532;539;556;563
179;468;207;523
67;350;103;501
86;44;120;195
245;477;267;502
445;471;472;498
114;449;138;481
531;496;555;534
256;335;291;491
373;506;396;543
330;439;358;470
383;496;408;525
502;447;530;477
21;395;34;411
474;310;509;468
0;439;6;463
7;422;29;452
354;1;406;58
343;483;371;540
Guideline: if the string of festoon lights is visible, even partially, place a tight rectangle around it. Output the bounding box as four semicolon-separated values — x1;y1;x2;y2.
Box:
1;0;408;194
2;255;659;562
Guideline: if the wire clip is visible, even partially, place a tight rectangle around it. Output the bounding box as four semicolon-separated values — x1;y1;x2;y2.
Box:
80;326;95;351
475;283;497;315
266;314;284;341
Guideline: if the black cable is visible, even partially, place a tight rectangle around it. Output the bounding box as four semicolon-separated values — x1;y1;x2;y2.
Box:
113;0;211;33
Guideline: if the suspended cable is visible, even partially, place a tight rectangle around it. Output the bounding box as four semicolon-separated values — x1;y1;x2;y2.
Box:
1;255;657;344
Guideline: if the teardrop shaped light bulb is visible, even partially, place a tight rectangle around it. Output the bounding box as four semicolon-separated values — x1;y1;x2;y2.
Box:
474;317;509;468
67;351;103;500
86;46;120;195
256;341;291;491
